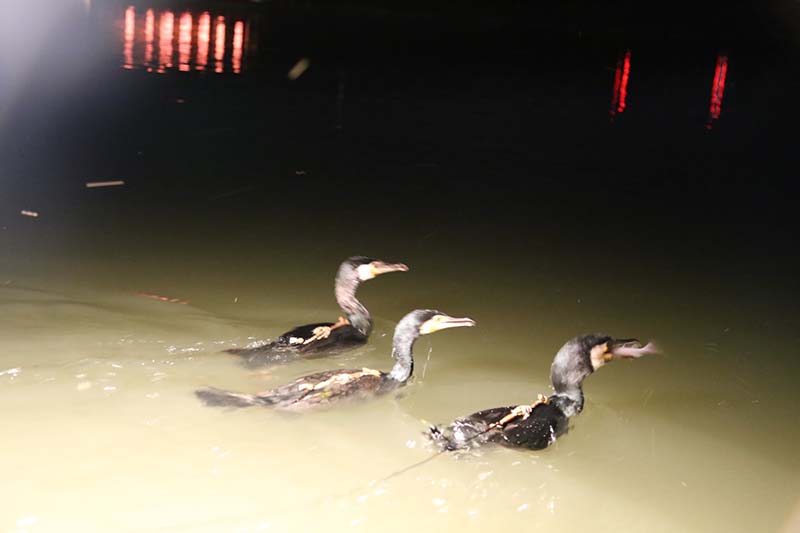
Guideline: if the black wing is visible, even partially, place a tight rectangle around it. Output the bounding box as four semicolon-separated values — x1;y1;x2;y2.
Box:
428;403;568;451
225;322;367;368
496;402;569;450
427;406;505;450
258;368;385;411
195;368;386;411
275;322;337;344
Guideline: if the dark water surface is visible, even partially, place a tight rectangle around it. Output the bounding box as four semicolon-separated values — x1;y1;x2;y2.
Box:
1;1;799;531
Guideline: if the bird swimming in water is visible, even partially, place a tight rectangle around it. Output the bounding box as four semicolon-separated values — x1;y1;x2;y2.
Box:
427;334;658;451
226;256;408;368
197;309;476;412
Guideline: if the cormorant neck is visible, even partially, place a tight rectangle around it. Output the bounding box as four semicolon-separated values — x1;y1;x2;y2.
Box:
387;324;419;383
549;339;595;418
334;271;372;337
549;386;584;418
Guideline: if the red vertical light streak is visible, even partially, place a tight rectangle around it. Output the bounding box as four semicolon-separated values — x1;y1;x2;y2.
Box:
158;11;175;72
178;12;192;72
122;6;135;69
610;50;631;121
196;12;210;71
618;51;631;113
610;62;622;118
232;21;244;74
710;62;722;115
214;16;226;73
707;55;728;129
144;9;154;68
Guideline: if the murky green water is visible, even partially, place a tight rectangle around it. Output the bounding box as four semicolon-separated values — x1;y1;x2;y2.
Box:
2;1;799;531
2;208;799;532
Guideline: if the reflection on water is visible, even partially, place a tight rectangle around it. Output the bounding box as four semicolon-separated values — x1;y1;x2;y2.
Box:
607;50;732;130
122;6;134;69
144;8;154;66
157;10;173;72
197;12;210;71
707;55;728;129
610;50;631;121
232;20;244;74
214;16;225;74
178;12;192;72
118;5;251;75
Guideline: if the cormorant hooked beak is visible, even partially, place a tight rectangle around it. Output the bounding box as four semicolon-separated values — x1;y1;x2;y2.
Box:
419;314;477;335
590;338;659;369
356;261;409;281
609;338;659;360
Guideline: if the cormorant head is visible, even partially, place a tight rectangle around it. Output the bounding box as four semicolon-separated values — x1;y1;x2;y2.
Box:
417;310;477;335
588;337;659;370
388;310;475;382
394;309;476;342
551;334;658;393
341;256;409;282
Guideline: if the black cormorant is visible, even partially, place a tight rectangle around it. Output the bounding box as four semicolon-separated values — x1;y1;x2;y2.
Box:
427;334;657;451
198;309;476;412
226;256;408;367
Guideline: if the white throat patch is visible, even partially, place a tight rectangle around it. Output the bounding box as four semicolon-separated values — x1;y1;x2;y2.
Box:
356;264;375;281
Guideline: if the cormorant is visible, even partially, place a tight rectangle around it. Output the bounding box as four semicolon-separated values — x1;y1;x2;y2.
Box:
226;256;408;367
197;309;476;412
427;334;657;451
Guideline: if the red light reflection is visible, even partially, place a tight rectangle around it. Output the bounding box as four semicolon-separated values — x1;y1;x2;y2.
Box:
706;55;728;130
158;11;175;72
610;50;631;120
120;7;251;74
178;12;192;72
232;21;244;74
196;12;210;71
144;9;154;67
123;6;135;69
214;16;226;73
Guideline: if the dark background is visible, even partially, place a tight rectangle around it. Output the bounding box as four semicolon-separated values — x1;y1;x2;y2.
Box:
1;0;798;276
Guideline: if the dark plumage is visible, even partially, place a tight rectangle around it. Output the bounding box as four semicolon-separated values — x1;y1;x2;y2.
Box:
428;334;657;451
197;309;476;412
225;256;408;368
